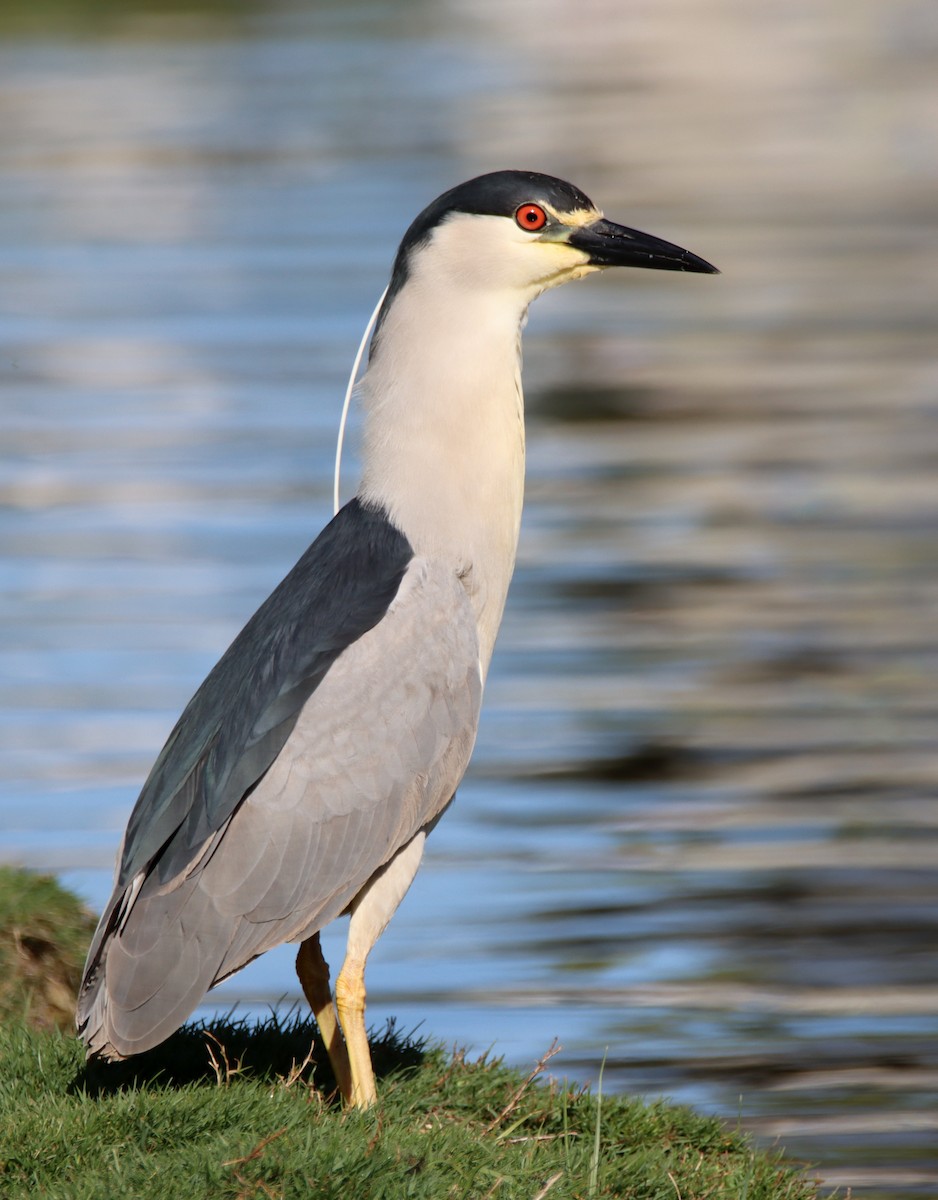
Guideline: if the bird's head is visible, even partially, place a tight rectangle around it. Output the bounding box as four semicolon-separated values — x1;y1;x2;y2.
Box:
384;169;718;305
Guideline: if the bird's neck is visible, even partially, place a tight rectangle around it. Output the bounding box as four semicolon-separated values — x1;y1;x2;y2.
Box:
358;284;529;674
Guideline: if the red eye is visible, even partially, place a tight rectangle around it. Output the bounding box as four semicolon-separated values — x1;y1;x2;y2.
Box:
515;203;547;232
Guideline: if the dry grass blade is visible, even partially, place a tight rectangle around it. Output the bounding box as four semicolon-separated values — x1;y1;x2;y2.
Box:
532;1170;564;1200
222;1126;288;1167
231;1170;281;1200
484;1040;562;1135
503;1133;579;1145
278;1043;317;1091
204;1029;244;1086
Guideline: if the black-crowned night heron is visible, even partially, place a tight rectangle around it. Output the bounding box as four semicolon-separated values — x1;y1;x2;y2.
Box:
77;170;717;1107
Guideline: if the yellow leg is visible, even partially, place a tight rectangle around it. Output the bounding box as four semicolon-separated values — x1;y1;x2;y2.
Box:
332;831;429;1109
335;954;376;1108
296;933;352;1103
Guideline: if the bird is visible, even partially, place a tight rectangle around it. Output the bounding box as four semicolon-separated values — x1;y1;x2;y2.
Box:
77;170;717;1107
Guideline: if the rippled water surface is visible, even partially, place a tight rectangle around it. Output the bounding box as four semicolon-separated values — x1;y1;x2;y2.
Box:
2;2;938;1195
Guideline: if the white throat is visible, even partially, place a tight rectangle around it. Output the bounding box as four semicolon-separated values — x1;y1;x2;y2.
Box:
358;276;532;673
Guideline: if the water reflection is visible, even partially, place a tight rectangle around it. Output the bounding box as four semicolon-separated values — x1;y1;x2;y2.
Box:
2;2;937;1196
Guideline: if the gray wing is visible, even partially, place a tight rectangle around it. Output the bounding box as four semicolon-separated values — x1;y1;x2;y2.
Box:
120;497;414;889
78;500;482;1057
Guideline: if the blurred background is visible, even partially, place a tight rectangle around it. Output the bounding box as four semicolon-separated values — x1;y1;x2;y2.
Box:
2;0;937;1194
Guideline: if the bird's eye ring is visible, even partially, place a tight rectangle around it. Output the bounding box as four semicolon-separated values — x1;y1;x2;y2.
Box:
515;203;548;232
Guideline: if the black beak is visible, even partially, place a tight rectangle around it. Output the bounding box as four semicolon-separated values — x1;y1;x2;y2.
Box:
567;218;719;274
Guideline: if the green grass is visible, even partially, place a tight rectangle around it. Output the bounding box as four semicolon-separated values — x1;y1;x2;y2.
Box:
0;866;97;1032
0;868;820;1199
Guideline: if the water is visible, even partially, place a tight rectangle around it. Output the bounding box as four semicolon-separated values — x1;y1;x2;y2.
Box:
2;1;938;1195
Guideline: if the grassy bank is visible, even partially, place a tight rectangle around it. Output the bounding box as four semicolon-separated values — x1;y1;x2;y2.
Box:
0;868;820;1198
0;866;97;1031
